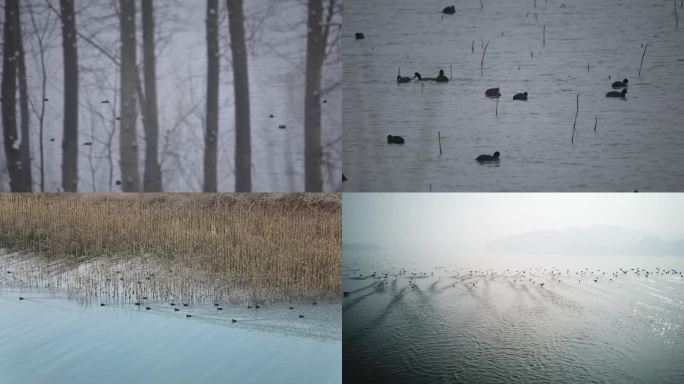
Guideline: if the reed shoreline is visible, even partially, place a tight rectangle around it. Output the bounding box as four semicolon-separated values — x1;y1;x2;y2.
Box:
0;193;341;303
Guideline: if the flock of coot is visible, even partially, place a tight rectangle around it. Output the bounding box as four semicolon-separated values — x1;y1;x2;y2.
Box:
345;4;635;184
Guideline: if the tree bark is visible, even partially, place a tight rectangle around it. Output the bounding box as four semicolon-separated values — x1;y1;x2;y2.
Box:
16;3;32;191
304;0;325;191
141;0;162;191
226;0;251;192
2;0;23;191
204;0;219;192
119;0;140;191
60;0;79;192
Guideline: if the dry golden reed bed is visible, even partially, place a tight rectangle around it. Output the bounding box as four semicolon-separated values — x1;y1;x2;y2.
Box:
0;193;340;302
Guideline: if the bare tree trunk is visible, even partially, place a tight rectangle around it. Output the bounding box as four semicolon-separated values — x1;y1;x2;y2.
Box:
204;0;220;192
15;1;32;191
119;0;140;192
226;0;251;192
60;0;79;192
304;0;325;191
2;0;24;192
141;0;162;192
28;3;49;192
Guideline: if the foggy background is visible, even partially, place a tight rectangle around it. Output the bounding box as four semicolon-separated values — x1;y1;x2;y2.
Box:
1;0;341;192
343;193;684;267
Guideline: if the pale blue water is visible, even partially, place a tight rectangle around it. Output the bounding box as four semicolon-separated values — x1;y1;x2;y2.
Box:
0;287;341;384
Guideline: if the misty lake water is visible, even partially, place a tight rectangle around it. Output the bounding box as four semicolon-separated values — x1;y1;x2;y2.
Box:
343;251;684;383
342;0;684;191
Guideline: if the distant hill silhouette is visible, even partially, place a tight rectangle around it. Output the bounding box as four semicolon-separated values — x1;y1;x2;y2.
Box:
486;225;684;256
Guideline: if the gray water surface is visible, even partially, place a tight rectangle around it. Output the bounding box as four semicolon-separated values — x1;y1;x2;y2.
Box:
343;252;684;383
0;287;341;384
342;0;684;191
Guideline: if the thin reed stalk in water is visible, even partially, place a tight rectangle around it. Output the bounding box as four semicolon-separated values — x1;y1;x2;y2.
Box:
450;64;453;78
594;114;598;132
0;194;341;302
481;40;490;75
543;25;546;47
472;40;474;53
572;94;579;144
495;95;499;116
675;0;679;28
481;0;484;10
438;131;443;155
639;43;648;76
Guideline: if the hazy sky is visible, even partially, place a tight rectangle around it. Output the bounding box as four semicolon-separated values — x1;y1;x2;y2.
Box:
343;193;684;249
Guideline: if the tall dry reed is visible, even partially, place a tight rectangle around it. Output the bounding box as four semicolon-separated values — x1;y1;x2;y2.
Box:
0;193;341;302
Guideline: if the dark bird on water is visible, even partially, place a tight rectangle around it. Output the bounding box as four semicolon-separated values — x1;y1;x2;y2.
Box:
183;303;189;307
19;297;24;301
232;319;237;323
606;89;627;99
115;180;122;186
513;92;528;101
436;70;449;82
214;303;219;307
355;33;365;40
186;314;192;318
611;79;628;88
313;301;317;305
218;307;223;310
134;302;141;306
145;306;151;310
476;151;500;162
485;88;501;98
83;142;92;146
342;173;348;182
278;124;286;129
387;135;405;144
413;71;448;82
442;5;456;15
343;291;350;297
299;314;305;318
101;100;110;104
289;306;295;309
397;74;412;84
255;304;261;309
100;303;105;307
174;308;179;312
